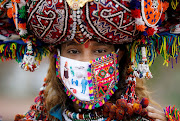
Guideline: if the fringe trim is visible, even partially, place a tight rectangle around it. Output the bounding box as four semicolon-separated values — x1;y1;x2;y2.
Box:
0;41;49;63
130;33;180;68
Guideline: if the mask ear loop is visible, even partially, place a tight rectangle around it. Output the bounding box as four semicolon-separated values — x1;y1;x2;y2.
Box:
57;48;61;57
115;48;119;54
56;49;61;78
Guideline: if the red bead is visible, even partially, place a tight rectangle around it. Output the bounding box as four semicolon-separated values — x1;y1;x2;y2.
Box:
116;99;127;109
116;108;125;120
133;103;142;114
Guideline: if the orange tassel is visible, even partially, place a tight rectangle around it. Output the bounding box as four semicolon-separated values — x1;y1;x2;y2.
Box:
136;25;146;32
7;8;13;18
18;23;26;29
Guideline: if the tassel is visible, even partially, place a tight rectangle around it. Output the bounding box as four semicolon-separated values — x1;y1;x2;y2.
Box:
71;98;77;102
95;103;100;108
88;105;93;110
20;41;39;72
76;100;79;104
85;104;89;109
99;102;103;106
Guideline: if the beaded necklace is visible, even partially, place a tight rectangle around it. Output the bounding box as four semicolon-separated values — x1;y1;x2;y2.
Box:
63;109;104;121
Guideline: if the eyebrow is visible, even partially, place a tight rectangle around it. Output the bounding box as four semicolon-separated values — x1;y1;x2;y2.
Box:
66;41;80;46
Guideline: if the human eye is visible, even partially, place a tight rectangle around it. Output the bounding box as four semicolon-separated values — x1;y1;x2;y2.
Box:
67;49;80;54
94;49;107;53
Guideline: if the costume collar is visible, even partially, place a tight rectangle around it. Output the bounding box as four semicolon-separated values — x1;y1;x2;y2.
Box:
49;104;63;120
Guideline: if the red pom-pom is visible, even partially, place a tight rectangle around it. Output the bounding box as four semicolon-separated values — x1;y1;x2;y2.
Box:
133;103;142;114
103;111;109;117
109;112;116;119
160;13;165;22
116;99;127;109
126;103;134;117
131;9;141;18
140;98;149;108
116;108;125;120
110;105;117;113
146;27;155;36
103;102;113;112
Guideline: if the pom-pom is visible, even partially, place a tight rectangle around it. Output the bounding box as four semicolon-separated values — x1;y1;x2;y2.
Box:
109;112;115;119
136;25;146;32
18;23;26;30
131;9;141;18
103;111;109;117
116;108;125;120
160;13;165;22
126;103;134;117
146;27;155;36
140;98;149;108
135;18;145;26
7;8;13;18
133;103;142;114
103;102;113;112
15;0;20;3
140;108;148;117
162;1;169;12
110;105;117;113
116;99;127;109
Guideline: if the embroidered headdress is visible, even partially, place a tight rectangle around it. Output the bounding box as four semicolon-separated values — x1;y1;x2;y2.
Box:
0;0;180;120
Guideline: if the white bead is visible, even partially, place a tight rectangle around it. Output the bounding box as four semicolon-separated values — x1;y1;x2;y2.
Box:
81;28;84;32
77;15;80;18
83;32;87;35
86;34;90;37
80;25;83;28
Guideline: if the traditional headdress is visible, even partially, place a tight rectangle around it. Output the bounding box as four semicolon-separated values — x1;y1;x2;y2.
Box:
0;0;180;120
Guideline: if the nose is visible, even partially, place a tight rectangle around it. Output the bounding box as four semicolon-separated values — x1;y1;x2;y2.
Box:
80;50;94;62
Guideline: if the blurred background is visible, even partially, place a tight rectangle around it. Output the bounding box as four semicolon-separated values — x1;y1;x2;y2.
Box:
0;55;180;120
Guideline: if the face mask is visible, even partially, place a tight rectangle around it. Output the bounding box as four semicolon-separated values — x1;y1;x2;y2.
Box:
56;50;119;110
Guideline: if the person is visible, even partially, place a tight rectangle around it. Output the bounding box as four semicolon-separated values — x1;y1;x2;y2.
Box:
0;0;179;120
40;40;167;121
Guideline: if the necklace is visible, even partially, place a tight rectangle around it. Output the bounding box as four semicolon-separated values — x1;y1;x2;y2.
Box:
63;109;104;121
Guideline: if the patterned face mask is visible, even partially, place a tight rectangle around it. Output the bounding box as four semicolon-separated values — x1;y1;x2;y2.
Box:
56;50;119;110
